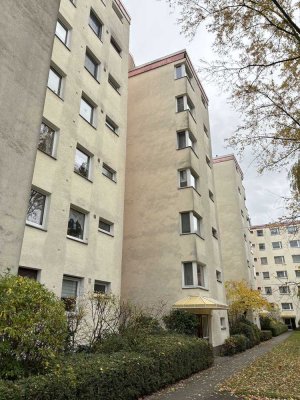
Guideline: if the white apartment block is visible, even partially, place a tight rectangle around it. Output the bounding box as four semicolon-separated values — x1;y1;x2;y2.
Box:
18;0;130;304
252;222;300;329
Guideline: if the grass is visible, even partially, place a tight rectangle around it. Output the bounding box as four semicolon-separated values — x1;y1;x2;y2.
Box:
219;331;300;400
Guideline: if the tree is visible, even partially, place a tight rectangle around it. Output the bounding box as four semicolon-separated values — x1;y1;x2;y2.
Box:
165;0;300;215
225;280;271;323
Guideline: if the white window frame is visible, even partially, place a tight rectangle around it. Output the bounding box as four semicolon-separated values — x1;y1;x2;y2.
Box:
178;169;198;190
276;270;288;279
281;303;293;310
182;261;207;289
102;163;117;182
85;49;100;80
220;317;226;330
67;206;89;243
272;241;282;249
257;229;264;236
292;255;300;263
55;18;71;47
61;275;82;311
264;287;272;295
98;217;114;236
47;66;64;98
105;115;119;135
260;257;268;265
295;270;300;278
262;272;270;279
270;227;280;235
74;145;93;180
174;63;192;80
177;130;196;151
89;9;103;39
94;280;111;293
176;95;194;115
38;119;59;158
108;73;121;94
288;225;298;234
279;285;290;294
180;212;202;236
26;187;50;230
259;243;266;251
274;256;285;265
290;240;300;248
80;95;96;126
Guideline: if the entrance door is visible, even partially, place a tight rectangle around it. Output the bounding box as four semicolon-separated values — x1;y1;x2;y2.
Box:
284;318;296;330
198;315;209;341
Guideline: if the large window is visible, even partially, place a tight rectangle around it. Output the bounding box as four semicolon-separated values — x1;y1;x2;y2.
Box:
281;303;293;310
177;130;196;150
85;50;100;79
89;9;102;39
26;189;47;228
292;255;300;263
272;241;282;249
270;227;280;235
47;67;63;97
279;286;290;294
38;122;56;157
180;212;201;235
80;96;95;125
295;270;300;278
288;225;298;234
260;257;268;265
182;262;206;288
61;276;81;311
18;267;38;280
55;19;70;46
274;256;285;264
179;169;198;190
176;95;194;115
290;240;300;248
67;208;86;241
74;147;91;179
276;270;288;278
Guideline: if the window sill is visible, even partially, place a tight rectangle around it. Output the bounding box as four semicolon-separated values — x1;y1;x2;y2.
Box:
180;233;205;241
217;280;223;283
26;222;47;232
102;173;117;183
212;235;218;240
38;148;57;160
55;35;71;51
221;327;227;331
74;170;93;183
182;285;209;291
98;229;114;237
84;67;100;84
79;115;97;130
47;87;64;101
66;235;88;245
178;186;201;197
109;84;121;95
176;146;199;159
105;123;119;136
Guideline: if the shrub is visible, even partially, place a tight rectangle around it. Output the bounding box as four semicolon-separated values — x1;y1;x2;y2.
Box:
230;320;261;348
260;330;272;341
221;334;248;356
260;316;288;336
0;274;67;380
163;310;199;335
0;334;213;400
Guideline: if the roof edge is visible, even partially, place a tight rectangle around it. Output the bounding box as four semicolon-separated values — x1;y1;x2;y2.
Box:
115;0;131;23
213;154;244;180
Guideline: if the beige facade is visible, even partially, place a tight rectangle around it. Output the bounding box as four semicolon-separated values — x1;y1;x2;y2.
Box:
121;51;229;348
19;0;130;299
252;222;300;329
0;0;60;273
213;155;256;288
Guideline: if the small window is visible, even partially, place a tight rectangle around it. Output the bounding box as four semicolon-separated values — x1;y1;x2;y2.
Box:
108;74;121;93
176;95;194;114
259;243;265;251
279;286;290;294
290;240;300;248
256;272;259;276
176;96;185;112
288;225;298;234
203;124;209;136
260;257;268;265
177;130;196;150
94;280;111;293
201;95;208;108
67;208;86;241
220;317;226;330
272;241;282;249
175;63;192;80
292;255;300;263
270;227;280;235
274;256;285;264
80;96;95;125
89;9;103;39
102;163;116;182
281;303;293;310
206;156;211;168
179;169;198;190
110;36;122;55
85;50;100;79
112;2;123;21
55;19;69;46
182;262;205;288
180;212;201;235
241;210;244;218
26;188;47;228
18;267;38;280
276;270;288;278
212;227;218;239
257;229;264;236
295;270;300;278
238;187;241;194
216;270;222;282
38;121;56;157
209;190;214;202
264;287;272;295
254;257;257;262
105;115;119;134
74;147;91;179
61;276;81;311
99;218;114;236
47;67;63;96
262;272;270;279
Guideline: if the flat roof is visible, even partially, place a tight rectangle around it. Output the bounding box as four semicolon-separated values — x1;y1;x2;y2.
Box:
213;154;244;180
251;221;300;230
129;50;209;104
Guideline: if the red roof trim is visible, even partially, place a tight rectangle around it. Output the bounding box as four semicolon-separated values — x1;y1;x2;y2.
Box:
213;154;244;180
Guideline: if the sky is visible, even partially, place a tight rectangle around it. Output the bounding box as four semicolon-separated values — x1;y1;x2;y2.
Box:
122;0;290;225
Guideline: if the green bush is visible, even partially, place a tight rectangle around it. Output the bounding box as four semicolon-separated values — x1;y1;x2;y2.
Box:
259;330;272;341
221;334;248;356
0;335;213;400
230;320;261;348
260;316;288;336
0;274;67;380
163;310;199;335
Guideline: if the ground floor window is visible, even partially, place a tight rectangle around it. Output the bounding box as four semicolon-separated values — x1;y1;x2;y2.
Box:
197;315;209;340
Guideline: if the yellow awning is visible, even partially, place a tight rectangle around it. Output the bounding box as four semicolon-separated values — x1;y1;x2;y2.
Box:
173;295;228;311
281;312;296;318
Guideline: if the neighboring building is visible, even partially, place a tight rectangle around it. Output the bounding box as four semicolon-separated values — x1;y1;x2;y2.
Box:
213;155;256;289
18;0;131;301
0;0;60;273
252;221;300;329
121;51;229;349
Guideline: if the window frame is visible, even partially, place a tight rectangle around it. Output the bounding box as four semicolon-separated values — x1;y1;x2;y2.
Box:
94;280;111;294
102;163;117;182
270;227;280;235
98;217;114;236
257;229;264;236
112;2;124;22
38;120;58;158
61;275;82;311
55;18;71;47
74;145;92;181
274;255;285;265
292;255;300;263
47;66;64;98
262;271;270;279
272;241;282;249
105;115;119;135
180;211;202;236
177;130;196;152
67;206;88;243
178;168;198;191
84;49;100;81
80;95;96;126
281;302;293;310
260;257;268;265
89;9;103;40
110;36;122;56
26;187;49;230
176;94;195;116
259;243;266;251
108;73;121;94
290;240;300;248
279;285;290;294
264;287;272;295
182;261;207;289
276;270;288;279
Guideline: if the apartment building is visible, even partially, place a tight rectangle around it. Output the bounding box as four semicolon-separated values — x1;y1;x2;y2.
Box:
121;51;229;348
0;0;60;273
252;222;300;329
213;155;256;288
18;0;130;302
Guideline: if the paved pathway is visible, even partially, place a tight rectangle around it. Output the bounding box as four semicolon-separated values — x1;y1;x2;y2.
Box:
142;332;291;400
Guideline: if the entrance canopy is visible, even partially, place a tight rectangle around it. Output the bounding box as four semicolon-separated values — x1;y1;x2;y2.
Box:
281;312;296;318
173;295;228;311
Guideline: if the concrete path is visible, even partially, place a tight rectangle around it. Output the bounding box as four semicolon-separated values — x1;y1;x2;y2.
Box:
142;332;291;400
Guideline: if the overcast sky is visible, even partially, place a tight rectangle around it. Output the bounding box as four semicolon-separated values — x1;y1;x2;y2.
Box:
122;0;290;225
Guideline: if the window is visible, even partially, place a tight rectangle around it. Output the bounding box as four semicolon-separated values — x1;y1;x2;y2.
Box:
290;240;300;248
94;280;111;293
274;256;285;264
179;169;198;190
238;187;241;195
295;270;300;278
85;50;99;79
176;95;194;115
206;156;211;168
177;130;196;150
110;36;122;55
55;19;69;46
176;96;185;112
61;276;81;311
102;163;116;182
201;95;208;109
281;303;293;310
212;227;218;239
89;9;102;39
203;124;209;136
26;189;47;228
259;243;265;251
261;257;268;265
105;115;118;134
272;241;282;249
182;262;206;288
18;267;38;280
112;2;123;21
288;225;298;234
279;286;290;294
254;257;257;262
256;272;259;276
67;208;86;241
270;227;280;235
216;270;222;282
292;255;300;263
241;210;244;217
38;122;56;157
180;212;201;235
74;147;91;179
108;74;121;93
174;64;192;80
209;190;214;202
99;218;114;236
265;287;272;295
262;272;270;279
276;270;288;278
80;96;95;125
257;229;264;236
47;67;63;96
220;317;226;330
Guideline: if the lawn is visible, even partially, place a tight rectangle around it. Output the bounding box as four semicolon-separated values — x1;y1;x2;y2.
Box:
219;331;300;400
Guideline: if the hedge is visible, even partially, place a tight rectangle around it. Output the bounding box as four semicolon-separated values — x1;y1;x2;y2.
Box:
230;321;261;348
260;316;288;337
0;335;213;400
221;334;248;356
259;330;272;341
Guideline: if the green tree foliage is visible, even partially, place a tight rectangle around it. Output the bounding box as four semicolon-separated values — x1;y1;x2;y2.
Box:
0;274;67;379
163;309;199;335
